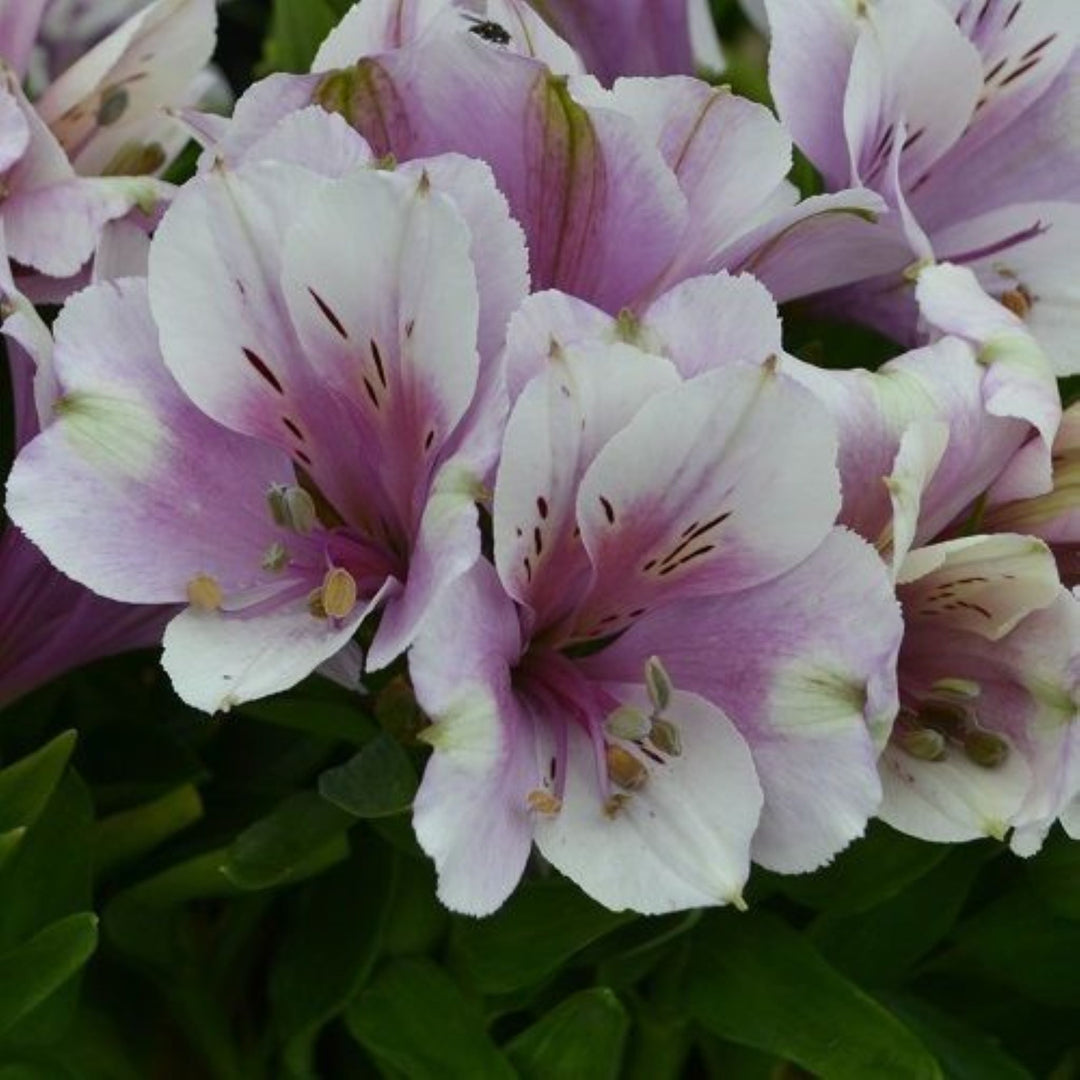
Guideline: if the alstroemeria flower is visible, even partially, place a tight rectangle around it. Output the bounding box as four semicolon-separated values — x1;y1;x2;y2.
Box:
984;402;1080;587
765;0;1080;372
0;0;216;290
0;256;168;707
188;5;886;315
7;154;528;712
410;273;902;915
784;264;1076;852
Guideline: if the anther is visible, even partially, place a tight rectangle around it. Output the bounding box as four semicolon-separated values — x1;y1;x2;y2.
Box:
604;706;652;742
267;484;316;533
606;744;648;790
261;541;289;573
963;729;1009;768
186;573;223;612
320;567;358;619
898;727;947;762
649;717;683;758
644;655;672;714
527;789;563;815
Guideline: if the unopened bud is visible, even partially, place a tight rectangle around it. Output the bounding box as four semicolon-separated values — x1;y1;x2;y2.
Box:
267;484;316;534
898;727;947;762
964;730;1009;768
606;744;648;790
644;655;672;714
604;706;651;742
186;573;223;612
649;717;683;757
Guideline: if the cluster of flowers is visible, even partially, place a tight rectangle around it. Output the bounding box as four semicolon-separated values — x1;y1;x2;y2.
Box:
2;0;1078;916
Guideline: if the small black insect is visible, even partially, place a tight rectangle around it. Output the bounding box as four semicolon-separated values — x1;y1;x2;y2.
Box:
464;14;512;45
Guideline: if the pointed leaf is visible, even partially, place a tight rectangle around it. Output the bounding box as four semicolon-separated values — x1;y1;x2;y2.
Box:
318;733;417;818
505;988;629;1080
345;958;514;1080
0;731;76;833
0;913;98;1038
684;911;942;1079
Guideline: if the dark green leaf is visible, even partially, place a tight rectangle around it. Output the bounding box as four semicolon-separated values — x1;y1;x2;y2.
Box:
345;958;514;1080
318;733;417;818
92;784;203;877
0;773;93;950
684;911;941;1079
222;791;353;890
946;887;1080;1009
450;877;634;994
262;0;338;73
775;822;949;914
809;845;987;984
877;992;1032;1080
0;732;76;833
1026;828;1080;920
270;843;398;1072
238;696;376;746
505;988;629;1080
0;914;98;1038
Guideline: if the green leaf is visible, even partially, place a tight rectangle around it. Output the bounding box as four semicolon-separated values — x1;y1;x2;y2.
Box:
0;773;93;950
809;845;987;984
238;696;376;746
450;877;635;994
222;791;353;890
92;784;203;877
1027;828;1080;920
270;843;398;1074
0;914;98;1038
262;0;338;73
684;911;941;1079
345;958;515;1080
877;993;1032;1080
0;732;76;833
505;988;629;1080
775;821;949;914
318;733;417;818
946;887;1080;1009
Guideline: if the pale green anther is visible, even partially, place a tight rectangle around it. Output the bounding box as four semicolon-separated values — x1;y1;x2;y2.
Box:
899;727;947;762
604;706;652;742
615;308;642;345
964;729;1009;769
644;655;672;714
649;717;683;758
267;484;316;534
931;678;981;701
375;153;397;171
261;542;289;573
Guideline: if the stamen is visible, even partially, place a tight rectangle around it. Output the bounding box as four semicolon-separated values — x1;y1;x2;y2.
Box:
898;727;947;761
267;484;317;534
605;744;648;790
963;729;1009;768
261;541;289;573
321;567;358;619
604;705;652;741
527;789;563;815
649;717;683;758
187;573;224;612
644;655;672;713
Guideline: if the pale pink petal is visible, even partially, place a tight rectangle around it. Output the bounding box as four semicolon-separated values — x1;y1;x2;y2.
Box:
571;363;840;637
535;689;762;913
589;528;902;872
410;561;535;915
36;0;217;175
764;0;859;189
